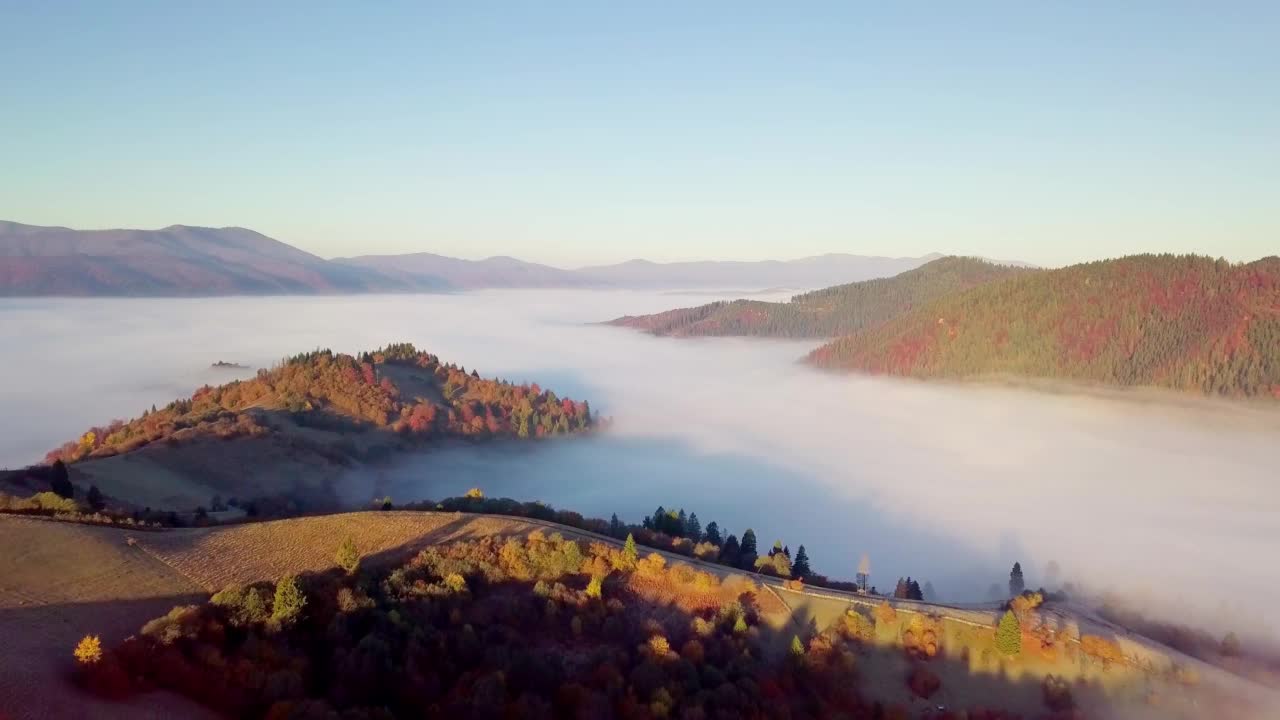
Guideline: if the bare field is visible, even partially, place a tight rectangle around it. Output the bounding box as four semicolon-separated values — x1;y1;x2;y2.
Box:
0;515;215;720
136;510;551;591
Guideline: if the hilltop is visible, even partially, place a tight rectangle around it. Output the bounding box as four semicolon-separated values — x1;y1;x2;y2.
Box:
809;254;1280;398
609;256;1029;338
15;343;594;512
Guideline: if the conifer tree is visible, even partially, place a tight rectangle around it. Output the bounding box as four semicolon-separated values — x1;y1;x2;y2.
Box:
721;534;741;566
739;529;758;569
792;545;812;578
272;575;307;625
623;533;638;565
335;536;360;575
704;521;722;546
996;610;1022;656
609;513;624;538
1009;562;1025;596
686;513;702;542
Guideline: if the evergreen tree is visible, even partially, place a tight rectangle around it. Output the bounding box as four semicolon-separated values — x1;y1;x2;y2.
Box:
792;545;812;578
783;545;791;560
677;509;687;536
271;575;307;625
769;540;784;557
609;513;624;538
704;521;722;546
739;529;758;569
922;580;937;602
50;460;73;499
335;536;360;575
1009;562;1025;596
686;513;702;542
996;610;1022;656
721;534;741;566
87;485;104;511
907;579;923;601
790;635;805;657
623;533;638;565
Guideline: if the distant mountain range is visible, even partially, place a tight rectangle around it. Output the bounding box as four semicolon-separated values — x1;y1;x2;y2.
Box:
0;221;952;296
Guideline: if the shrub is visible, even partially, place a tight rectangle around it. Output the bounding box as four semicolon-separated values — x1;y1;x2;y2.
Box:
996;610;1022;656
74;635;103;665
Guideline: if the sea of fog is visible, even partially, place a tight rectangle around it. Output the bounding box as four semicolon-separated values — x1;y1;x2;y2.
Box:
1;291;1277;635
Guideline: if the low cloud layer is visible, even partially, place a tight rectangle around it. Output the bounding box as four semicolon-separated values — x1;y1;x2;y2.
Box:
2;291;1277;635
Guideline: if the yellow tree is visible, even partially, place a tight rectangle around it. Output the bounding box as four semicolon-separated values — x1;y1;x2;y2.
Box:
74;635;103;665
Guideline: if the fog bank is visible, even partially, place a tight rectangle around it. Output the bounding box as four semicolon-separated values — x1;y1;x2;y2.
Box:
2;291;1277;634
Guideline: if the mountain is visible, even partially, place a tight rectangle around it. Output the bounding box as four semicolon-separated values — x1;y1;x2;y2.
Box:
1;221;959;295
809;254;1280;398
609;256;1031;338
577;252;941;290
332;252;589;289
0;221;417;296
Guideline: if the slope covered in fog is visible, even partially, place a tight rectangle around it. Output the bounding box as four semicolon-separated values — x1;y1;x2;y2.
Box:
609;256;1028;338
809;254;1280;398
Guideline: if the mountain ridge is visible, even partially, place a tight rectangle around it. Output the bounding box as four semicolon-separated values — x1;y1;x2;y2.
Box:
0;220;962;295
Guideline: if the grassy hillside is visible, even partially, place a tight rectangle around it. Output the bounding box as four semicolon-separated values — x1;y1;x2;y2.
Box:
609;256;1029;338
809;254;1280;398
31;343;595;511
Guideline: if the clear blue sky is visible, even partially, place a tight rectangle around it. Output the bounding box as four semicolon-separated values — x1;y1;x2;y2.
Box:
1;2;1275;267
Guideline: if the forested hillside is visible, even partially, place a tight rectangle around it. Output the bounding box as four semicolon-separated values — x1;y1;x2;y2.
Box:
809;255;1280;398
609;257;1028;338
47;343;594;465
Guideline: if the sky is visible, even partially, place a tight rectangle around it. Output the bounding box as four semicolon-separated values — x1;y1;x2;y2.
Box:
1;2;1276;267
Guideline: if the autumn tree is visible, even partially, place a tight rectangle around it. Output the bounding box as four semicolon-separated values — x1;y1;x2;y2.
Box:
336;536;360;575
74;635;103;665
1009;562;1025;596
996;610;1022;656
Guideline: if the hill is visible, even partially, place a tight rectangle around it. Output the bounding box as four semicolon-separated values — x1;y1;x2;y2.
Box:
809;254;1280;398
0;221;413;296
20;343;595;511
609;256;1030;338
11;507;1267;720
